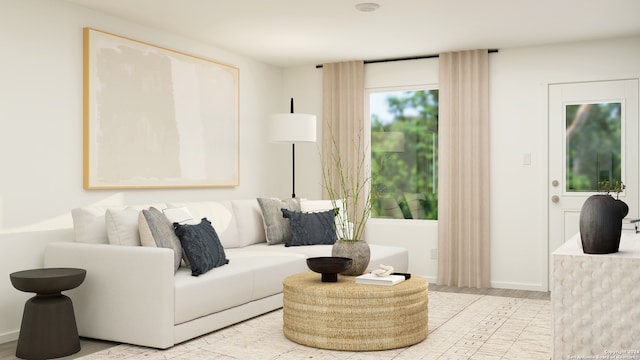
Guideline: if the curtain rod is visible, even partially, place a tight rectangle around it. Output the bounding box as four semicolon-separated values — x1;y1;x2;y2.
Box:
314;49;498;69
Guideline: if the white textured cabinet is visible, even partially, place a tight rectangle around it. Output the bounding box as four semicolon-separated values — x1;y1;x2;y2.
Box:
552;232;640;359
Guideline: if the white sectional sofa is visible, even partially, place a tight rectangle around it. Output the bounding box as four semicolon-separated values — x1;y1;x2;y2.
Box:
43;199;409;349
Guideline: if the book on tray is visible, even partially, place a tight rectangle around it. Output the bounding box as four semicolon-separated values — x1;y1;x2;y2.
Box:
355;273;405;286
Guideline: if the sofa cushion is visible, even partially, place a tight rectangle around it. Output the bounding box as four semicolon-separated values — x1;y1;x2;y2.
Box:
174;265;253;325
300;199;343;214
105;207;142;246
71;203;165;244
169;201;239;249
71;206;115;244
174;218;229;276
241;243;410;273
162;207;196;224
139;207;183;272
224;250;307;300
244;242;334;259
281;209;337;247
257;198;300;245
231;200;266;247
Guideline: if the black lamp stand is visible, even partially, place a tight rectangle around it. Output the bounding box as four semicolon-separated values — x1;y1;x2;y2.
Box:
290;97;296;198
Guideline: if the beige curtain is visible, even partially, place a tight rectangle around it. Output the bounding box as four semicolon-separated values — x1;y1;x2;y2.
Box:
437;50;490;288
321;61;365;238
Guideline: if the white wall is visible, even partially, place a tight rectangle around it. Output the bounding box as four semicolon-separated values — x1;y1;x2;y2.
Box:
0;0;283;342
489;36;640;291
283;35;640;290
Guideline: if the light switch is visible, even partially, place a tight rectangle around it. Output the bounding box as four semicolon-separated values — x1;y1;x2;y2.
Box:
523;153;531;165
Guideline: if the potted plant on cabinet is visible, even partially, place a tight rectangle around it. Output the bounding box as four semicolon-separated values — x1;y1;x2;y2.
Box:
579;180;628;254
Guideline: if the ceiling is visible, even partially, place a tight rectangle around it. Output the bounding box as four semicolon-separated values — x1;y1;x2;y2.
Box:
65;0;640;68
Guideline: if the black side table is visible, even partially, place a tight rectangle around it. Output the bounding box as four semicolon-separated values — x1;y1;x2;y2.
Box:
10;268;86;360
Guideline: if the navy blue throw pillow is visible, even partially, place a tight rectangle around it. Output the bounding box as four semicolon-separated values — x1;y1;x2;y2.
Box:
174;218;229;276
281;209;337;247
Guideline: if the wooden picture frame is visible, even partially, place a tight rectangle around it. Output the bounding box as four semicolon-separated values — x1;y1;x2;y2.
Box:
83;28;239;189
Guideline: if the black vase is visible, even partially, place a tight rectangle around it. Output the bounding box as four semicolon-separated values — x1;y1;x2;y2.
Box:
579;194;629;254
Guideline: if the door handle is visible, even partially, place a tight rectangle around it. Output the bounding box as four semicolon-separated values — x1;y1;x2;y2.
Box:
551;195;560;203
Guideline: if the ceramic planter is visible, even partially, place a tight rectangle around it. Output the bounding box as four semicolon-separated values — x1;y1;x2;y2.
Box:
331;240;370;276
579;194;628;254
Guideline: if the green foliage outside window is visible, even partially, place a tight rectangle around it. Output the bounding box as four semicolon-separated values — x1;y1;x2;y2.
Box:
566;102;622;192
370;89;438;220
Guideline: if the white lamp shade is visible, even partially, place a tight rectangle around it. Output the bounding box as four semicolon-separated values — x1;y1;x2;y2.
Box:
268;113;317;143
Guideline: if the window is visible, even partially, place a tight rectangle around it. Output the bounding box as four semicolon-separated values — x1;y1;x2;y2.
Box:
565;102;622;192
369;87;438;220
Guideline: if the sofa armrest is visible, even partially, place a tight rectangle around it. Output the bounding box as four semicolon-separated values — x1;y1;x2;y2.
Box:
44;242;176;349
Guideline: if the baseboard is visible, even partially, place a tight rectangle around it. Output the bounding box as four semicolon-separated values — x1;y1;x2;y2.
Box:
421;276;547;292
490;280;547;292
0;330;19;344
416;274;436;284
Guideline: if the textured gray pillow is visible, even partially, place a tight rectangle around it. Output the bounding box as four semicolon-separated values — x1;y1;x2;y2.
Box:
257;198;300;245
174;218;229;276
281;209;337;247
139;207;183;272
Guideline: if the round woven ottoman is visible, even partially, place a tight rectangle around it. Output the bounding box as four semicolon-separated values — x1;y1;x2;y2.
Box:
283;272;428;351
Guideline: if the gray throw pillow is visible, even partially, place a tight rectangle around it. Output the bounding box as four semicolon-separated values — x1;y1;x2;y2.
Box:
174;218;229;276
257;198;300;245
281;209;337;247
139;207;183;272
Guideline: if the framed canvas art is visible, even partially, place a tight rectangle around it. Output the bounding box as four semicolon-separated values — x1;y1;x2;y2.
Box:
83;28;239;189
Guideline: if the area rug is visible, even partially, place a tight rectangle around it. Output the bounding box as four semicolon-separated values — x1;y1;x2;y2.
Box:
77;291;550;360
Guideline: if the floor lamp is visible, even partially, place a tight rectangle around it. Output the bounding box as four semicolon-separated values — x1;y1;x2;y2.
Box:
268;98;317;198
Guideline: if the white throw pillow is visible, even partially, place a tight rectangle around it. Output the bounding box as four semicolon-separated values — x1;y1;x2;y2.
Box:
71;206;112;244
163;207;197;224
72;203;166;244
231;199;266;247
105;207;142;246
300;199;341;213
